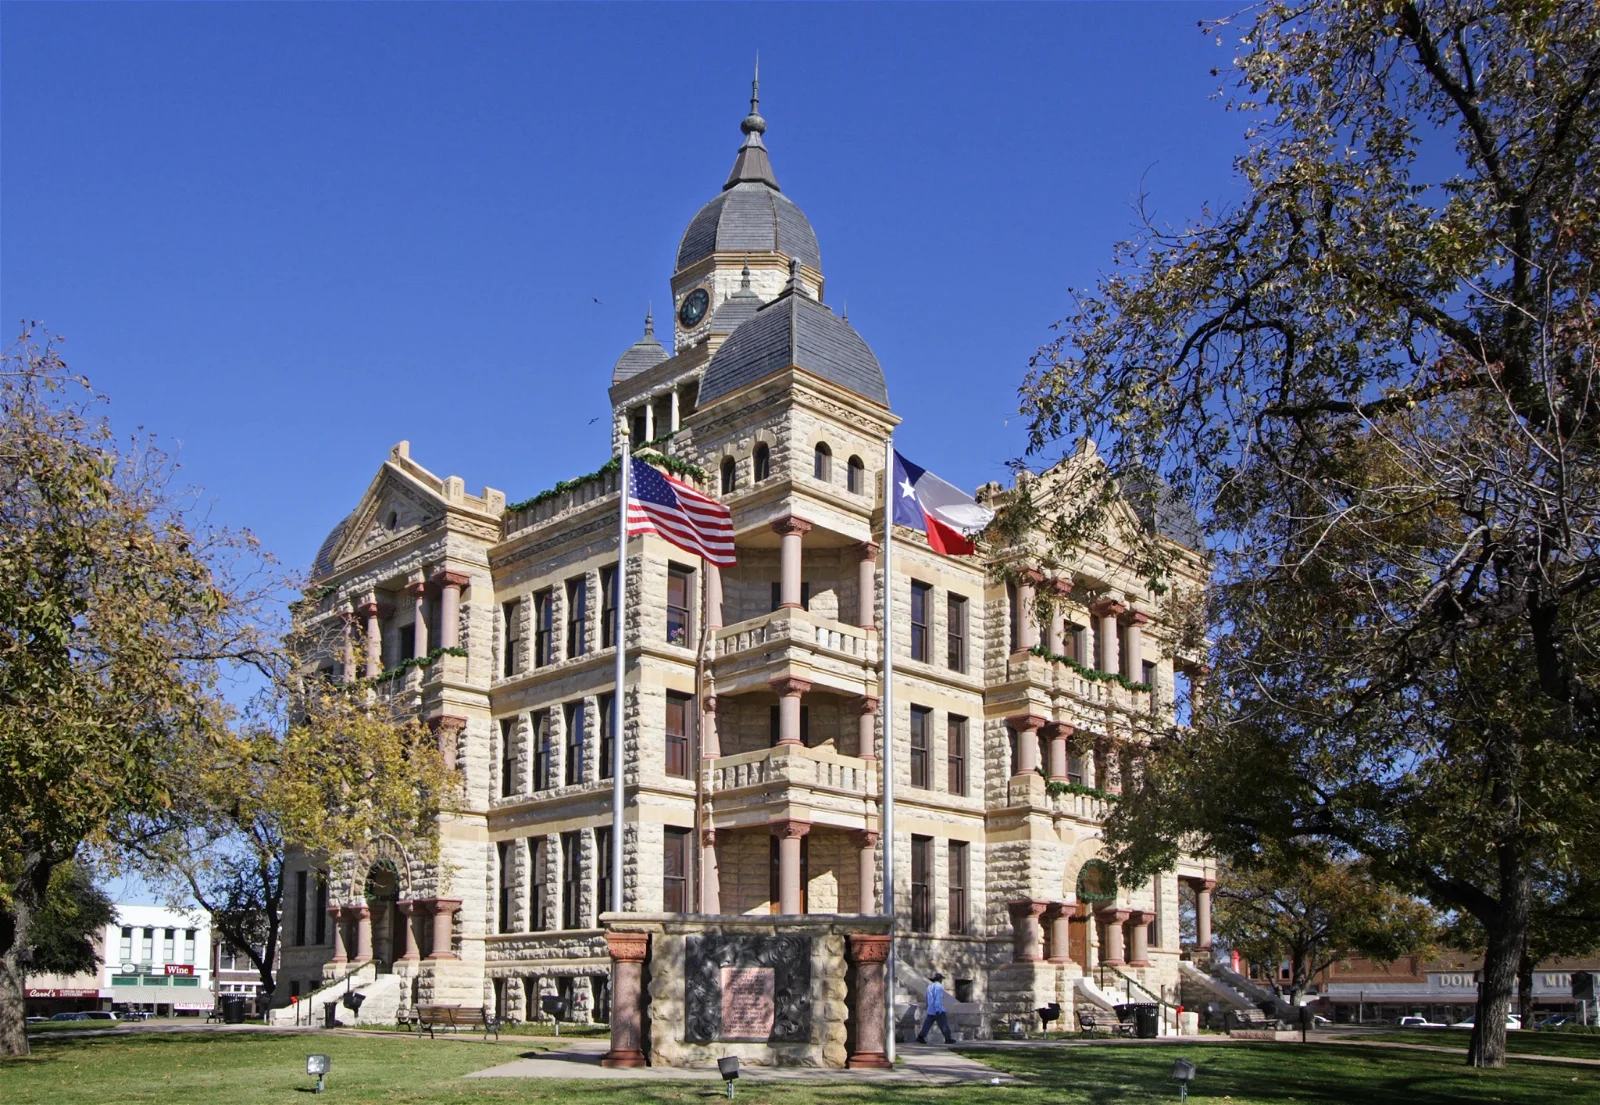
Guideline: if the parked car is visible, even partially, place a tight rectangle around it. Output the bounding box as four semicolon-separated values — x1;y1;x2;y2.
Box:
49;1012;89;1022
1398;1015;1447;1027
1450;1014;1521;1031
84;1011;119;1021
25;1016;49;1026
1536;1014;1572;1030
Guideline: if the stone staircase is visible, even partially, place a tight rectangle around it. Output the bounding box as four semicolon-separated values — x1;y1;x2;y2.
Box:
266;963;406;1027
1179;961;1257;1014
1207;961;1295;1021
892;962;988;1042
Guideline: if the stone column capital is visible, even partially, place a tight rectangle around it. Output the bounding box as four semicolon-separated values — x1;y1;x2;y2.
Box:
855;540;880;562
853;829;880;850
1042;901;1071;922
1041;721;1076;740
431;568;471;589
415;897;462;917
770;676;813;698
404;579;429;598
856;695;880;716
397;900;420;917
770;516;814;538
1005;713;1050;734
703;693;719;714
847;933;892;964
605;931;651;964
1089;597;1127;618
1098;907;1132;923
345;904;370;920
1122;609;1150;627
426;714;468;734
326;905;344;919
355;600;381;619
1019;567;1047;586
771;818;812;840
1007;898;1051;923
1047;576;1075;598
700;827;717;847
1127;909;1156;924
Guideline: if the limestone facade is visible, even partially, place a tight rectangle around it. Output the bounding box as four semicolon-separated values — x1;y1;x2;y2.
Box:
274;88;1214;1040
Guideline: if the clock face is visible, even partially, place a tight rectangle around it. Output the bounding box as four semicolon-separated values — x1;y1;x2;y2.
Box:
678;288;710;328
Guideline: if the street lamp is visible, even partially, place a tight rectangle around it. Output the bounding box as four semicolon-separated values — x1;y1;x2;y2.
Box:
717;1056;739;1099
307;1053;331;1094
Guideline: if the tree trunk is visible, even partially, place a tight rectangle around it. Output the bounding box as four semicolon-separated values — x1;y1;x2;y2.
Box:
1518;946;1535;1025
0;863;48;1058
1467;852;1530;1068
0;940;30;1058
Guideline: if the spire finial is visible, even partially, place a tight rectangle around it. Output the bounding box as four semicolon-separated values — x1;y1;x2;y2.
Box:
644;305;654;337
741;55;766;137
785;256;804;298
740;263;752;291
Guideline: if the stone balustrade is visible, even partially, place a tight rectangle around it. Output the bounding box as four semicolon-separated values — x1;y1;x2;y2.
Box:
715;609;878;663
1050;788;1112;823
710;742;872;799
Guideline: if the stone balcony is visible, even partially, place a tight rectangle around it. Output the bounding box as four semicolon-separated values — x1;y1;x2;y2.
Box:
1049;788;1113;824
709;742;876;816
712;609;879;696
1002;651;1155;716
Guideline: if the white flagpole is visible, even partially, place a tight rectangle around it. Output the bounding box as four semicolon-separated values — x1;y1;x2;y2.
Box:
611;436;629;915
881;434;896;1062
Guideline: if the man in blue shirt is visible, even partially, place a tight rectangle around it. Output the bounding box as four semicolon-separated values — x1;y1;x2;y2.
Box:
916;971;953;1044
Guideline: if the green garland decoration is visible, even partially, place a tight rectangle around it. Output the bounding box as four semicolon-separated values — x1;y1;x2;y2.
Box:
1028;644;1152;693
370;646;468;686
1041;774;1121;803
505;449;708;516
1076;858;1119;904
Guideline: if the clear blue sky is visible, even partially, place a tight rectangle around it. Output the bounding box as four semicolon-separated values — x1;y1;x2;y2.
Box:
4;1;1243;578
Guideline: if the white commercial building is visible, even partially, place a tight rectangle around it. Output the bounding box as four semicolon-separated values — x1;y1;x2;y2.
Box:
104;903;214;1016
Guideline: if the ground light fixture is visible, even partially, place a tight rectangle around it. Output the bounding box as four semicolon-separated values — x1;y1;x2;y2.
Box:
307;1053;331;1094
717;1056;739;1099
1171;1057;1196;1102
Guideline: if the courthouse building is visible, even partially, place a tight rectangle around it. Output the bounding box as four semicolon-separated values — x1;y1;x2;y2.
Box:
275;80;1214;1042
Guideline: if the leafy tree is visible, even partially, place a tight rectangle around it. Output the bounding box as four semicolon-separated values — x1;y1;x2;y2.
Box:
25;862;116;977
1008;1;1600;1068
1212;846;1438;1007
129;666;456;998
0;326;272;1056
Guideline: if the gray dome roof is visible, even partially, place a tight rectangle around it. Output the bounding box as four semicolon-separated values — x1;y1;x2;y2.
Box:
612;312;670;383
699;281;887;408
708;264;765;334
677;183;821;273
311;512;353;578
676;78;821;273
1119;468;1204;551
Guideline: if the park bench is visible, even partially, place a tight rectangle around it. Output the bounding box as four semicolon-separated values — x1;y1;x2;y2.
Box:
1077;1010;1134;1037
416;1004;500;1041
1224;1008;1276;1032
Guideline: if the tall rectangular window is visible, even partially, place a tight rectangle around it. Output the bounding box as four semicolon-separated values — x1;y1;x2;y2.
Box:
911;835;934;933
598;692;615;780
315;872;328;944
947;714;968;796
497;841;513;934
949;841;969;935
398;621;416;662
500;717;518;798
663;828;690;913
600;564;618;649
294;870;308;946
532;711;552;792
946;594;968;672
119;927;132;963
502;599;521;678
533;589;554;667
564;701;586;786
909;706;931;789
163;929;175;962
909;581;931;662
665;692;693;778
528;838;545;932
566;577;589;658
140;928;153;963
561;831;583;930
667;564;693;647
595;826;613;917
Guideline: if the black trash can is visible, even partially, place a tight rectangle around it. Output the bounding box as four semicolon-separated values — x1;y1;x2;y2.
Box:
1134;1003;1160;1039
323;1000;339;1029
220;995;246;1024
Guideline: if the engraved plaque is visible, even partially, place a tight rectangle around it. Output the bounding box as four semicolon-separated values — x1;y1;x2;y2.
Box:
719;965;776;1040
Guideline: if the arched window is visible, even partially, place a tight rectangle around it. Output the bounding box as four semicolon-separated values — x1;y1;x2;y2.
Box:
847;455;864;494
753;443;771;482
720;457;737;495
813;442;832;481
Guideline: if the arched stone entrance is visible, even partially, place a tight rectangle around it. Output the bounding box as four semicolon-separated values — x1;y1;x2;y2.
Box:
364;860;404;970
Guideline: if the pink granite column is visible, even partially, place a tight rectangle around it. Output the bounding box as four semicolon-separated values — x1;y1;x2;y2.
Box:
341;609;357;682
601;932;651;1068
1127;911;1153;967
772;819;811;914
1099;908;1129;966
352;905;373;962
699;828;721;915
846;933;892;1068
427;714;467;764
705;562;723;632
1195;878;1216;951
855;542;879;629
856;696;879;761
1008;899;1050;962
701;694;721;759
1046;721;1075;782
772;517;812;609
1090;597;1126;674
407;580;430;656
426;899;461;960
771;677;811;747
358;600;382;679
1016;571;1042;650
328;906;348;964
1007;713;1048;776
1121;610;1149;682
1044;902;1072;965
854;830;879;914
432;569;469;649
397;901;421;961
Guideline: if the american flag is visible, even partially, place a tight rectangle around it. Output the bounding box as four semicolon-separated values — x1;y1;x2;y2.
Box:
626;457;736;567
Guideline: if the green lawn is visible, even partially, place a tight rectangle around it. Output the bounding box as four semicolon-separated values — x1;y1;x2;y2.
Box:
0;1031;1595;1104
1356;1029;1600;1061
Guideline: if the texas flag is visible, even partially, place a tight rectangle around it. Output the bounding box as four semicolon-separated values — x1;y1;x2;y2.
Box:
891;451;995;555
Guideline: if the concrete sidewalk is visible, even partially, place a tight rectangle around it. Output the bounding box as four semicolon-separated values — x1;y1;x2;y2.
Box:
466;1039;1014;1084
